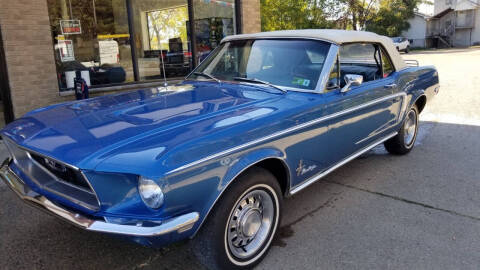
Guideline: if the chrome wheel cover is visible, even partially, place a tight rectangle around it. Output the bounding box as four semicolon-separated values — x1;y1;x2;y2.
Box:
404;109;418;147
226;187;276;260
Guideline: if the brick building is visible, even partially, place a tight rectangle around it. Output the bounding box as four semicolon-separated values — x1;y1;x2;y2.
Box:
0;0;261;126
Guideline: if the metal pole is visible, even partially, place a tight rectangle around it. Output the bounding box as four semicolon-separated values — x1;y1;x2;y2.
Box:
187;0;198;67
159;46;168;87
235;0;242;34
68;0;73;19
155;18;168;88
93;0;97;26
0;26;15;123
126;0;140;82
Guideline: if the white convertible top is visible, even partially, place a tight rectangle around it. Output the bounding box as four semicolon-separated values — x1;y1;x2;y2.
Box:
222;29;407;70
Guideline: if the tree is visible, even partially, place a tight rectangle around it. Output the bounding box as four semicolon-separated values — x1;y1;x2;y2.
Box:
261;0;432;37
260;0;336;31
338;0;379;30
147;6;188;50
365;0;429;36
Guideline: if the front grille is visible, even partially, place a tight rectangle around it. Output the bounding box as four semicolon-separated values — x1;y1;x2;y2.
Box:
3;137;100;211
29;153;91;191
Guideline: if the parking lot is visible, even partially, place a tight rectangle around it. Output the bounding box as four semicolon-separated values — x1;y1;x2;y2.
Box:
1;48;480;270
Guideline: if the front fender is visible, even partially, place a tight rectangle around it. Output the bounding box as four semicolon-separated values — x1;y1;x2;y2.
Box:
223;147;287;189
191;147;289;237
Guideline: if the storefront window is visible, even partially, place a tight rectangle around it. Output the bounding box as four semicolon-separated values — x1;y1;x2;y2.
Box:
193;0;236;64
47;0;238;91
132;0;192;81
47;0;134;90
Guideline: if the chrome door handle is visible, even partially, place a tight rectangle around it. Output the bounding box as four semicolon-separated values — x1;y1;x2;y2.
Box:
384;84;397;89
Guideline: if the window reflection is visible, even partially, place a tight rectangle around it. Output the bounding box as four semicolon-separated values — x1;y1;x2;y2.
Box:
193;0;236;63
214;108;274;128
133;1;193;81
47;0;134;90
47;0;238;91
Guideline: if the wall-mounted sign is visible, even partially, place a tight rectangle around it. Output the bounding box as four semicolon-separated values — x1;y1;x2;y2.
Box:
99;40;119;65
58;39;75;62
60;20;82;35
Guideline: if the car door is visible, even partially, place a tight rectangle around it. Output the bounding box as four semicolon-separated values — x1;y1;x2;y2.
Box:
318;43;403;164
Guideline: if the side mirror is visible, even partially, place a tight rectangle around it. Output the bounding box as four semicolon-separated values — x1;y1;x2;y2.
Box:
341;74;363;93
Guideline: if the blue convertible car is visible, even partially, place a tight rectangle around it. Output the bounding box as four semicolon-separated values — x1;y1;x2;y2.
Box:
1;30;439;269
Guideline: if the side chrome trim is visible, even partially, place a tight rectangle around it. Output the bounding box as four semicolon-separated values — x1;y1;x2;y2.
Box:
0;160;199;237
289;132;398;195
167;92;407;175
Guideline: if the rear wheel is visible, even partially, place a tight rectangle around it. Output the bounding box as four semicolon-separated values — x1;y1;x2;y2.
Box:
191;167;282;270
384;105;419;155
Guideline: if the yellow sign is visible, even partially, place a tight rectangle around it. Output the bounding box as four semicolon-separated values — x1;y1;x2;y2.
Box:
97;34;130;40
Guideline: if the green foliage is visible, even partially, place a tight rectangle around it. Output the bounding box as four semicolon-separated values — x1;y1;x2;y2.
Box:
260;0;337;31
337;0;378;30
365;0;424;36
261;0;430;37
147;6;189;50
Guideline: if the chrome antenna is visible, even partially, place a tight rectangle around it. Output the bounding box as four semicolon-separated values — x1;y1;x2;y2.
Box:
160;50;168;87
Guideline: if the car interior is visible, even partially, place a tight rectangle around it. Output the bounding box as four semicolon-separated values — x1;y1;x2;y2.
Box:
249;46;325;90
198;40;393;92
202;39;330;91
327;43;394;90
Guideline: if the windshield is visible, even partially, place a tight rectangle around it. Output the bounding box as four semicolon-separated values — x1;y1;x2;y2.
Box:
187;39;331;91
392;37;402;43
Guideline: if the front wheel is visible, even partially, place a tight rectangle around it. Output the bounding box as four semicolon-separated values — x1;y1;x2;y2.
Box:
191;167;282;270
384;105;419;155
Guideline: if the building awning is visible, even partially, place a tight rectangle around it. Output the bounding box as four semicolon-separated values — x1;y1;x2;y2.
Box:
432;8;454;19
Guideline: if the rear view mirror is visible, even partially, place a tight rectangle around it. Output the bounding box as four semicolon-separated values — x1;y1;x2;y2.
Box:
341;74;363;93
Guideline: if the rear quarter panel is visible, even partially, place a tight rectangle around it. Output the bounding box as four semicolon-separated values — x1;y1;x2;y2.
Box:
398;66;439;110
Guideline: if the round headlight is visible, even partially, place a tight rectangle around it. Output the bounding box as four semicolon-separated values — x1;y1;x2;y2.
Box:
138;177;164;209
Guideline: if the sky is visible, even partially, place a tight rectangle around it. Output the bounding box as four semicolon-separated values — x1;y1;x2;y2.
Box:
417;1;435;16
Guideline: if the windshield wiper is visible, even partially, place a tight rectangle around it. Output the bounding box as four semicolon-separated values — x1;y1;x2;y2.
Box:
233;77;287;93
193;72;221;83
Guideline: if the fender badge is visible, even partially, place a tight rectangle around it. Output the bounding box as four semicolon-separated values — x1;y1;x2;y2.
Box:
296;159;317;176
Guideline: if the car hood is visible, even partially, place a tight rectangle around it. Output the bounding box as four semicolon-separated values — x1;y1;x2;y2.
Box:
1;81;284;169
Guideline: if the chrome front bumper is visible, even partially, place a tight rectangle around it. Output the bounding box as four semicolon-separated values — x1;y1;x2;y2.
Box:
0;159;199;237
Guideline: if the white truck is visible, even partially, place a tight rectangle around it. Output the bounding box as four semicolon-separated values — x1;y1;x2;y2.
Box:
391;37;410;53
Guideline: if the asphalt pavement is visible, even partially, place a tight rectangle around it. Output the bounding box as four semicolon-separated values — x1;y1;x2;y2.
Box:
1;48;480;270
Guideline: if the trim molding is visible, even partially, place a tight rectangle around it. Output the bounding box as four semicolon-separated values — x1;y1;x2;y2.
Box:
289;131;398;195
167;92;406;175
